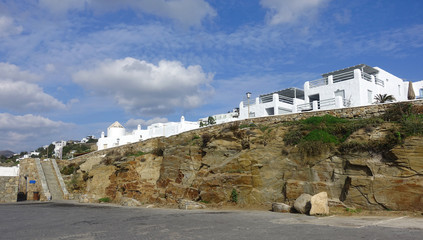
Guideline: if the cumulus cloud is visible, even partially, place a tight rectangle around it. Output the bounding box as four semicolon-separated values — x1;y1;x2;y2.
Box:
39;0;216;27
125;117;169;129
0;63;66;112
0;113;73;151
73;57;213;116
0;15;23;38
0;62;41;82
260;0;330;25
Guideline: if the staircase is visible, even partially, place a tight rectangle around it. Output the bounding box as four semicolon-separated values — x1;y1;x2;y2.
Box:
41;160;64;201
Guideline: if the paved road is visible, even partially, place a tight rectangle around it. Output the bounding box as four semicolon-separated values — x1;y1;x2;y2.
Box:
0;201;422;240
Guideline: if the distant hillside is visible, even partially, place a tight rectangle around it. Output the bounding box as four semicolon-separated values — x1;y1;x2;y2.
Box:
0;150;14;158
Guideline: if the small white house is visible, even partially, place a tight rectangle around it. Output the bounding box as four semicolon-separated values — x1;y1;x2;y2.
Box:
97;116;199;151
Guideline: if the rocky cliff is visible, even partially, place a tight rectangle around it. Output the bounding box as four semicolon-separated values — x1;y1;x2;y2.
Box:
63;102;423;211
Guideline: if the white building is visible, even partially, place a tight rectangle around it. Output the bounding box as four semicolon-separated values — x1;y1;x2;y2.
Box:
97;116;199;150
52;140;67;158
239;88;305;119
239;64;423;119
199;108;239;125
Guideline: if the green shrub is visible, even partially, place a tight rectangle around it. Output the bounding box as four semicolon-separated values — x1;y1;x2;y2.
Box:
302;114;347;125
298;141;335;158
126;151;146;157
303;129;338;144
383;102;413;122
61;163;78;175
230;189;238;203
283;130;304;146
401;114;423;136
239;123;256;129
99;197;111;203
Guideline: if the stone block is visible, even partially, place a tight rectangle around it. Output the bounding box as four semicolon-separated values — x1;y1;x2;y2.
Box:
309;192;329;216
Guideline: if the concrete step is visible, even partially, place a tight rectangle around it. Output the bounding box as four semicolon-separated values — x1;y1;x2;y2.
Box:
41;160;63;201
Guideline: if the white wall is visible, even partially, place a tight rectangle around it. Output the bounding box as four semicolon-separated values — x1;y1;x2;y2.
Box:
97;117;199;151
0;166;19;176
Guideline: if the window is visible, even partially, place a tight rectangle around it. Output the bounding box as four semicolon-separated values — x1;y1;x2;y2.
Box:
367;90;373;104
420;89;423;99
398;85;401;96
334;90;345;99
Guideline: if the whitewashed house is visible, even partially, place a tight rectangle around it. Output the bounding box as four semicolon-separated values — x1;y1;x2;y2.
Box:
199;108;239;125
239;88;305;119
238;64;423;119
97;116;199;150
52;140;66;158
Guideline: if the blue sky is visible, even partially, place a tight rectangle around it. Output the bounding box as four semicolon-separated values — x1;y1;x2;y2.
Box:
0;0;422;152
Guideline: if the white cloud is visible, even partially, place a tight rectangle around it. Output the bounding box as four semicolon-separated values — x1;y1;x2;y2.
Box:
39;0;216;27
0;113;73;152
0;63;66;112
0;15;23;38
260;0;330;25
125;117;169;129
73;57;213;116
0;62;41;82
0;80;66;112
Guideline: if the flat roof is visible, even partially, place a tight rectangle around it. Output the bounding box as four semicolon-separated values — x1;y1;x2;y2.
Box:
322;64;379;77
259;87;304;99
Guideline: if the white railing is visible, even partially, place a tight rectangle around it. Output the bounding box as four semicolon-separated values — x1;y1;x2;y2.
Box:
260;95;273;103
297;102;313;111
375;78;384;87
279;95;294;104
361;72;372;82
333;70;354;83
309;78;328;88
343;98;351;107
319;98;335;109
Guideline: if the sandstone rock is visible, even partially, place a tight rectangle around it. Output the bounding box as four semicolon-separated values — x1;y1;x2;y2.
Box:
272;202;291;213
309;192;329;216
178;199;206;210
390;136;423;176
294;193;312;214
120;197;142;207
79;194;96;203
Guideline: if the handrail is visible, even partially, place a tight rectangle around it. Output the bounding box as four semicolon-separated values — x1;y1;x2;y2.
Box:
279;95;294;104
309;78;328;88
260;95;273;103
375;78;384;87
362;72;372;82
297;102;313;111
333;70;354;83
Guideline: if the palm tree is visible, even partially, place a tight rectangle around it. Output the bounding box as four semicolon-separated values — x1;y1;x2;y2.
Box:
374;94;396;104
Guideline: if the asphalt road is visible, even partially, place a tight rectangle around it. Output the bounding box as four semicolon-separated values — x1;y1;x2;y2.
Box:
0;201;422;240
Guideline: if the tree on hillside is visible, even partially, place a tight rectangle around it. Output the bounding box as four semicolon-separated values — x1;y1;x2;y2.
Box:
207;116;216;125
374;94;396;104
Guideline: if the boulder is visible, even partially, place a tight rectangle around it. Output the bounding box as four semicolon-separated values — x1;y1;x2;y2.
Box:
120;197;142;207
294;193;312;214
272;202;291;213
309;192;329;216
178;199;206;210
